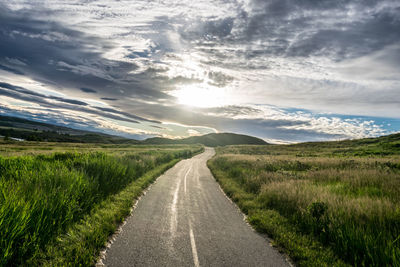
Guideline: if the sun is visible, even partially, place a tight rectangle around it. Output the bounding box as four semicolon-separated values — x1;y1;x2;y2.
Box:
171;84;226;108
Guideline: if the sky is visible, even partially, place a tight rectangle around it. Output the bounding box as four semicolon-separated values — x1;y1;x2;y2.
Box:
0;0;399;143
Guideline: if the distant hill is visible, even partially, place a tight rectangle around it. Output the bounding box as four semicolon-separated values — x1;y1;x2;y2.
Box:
142;133;268;147
281;132;400;156
0;115;139;144
295;132;400;148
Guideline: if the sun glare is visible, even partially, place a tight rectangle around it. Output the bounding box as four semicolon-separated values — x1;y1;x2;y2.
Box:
171;84;226;108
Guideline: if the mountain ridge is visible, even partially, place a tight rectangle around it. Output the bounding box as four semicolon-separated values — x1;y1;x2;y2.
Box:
142;133;268;147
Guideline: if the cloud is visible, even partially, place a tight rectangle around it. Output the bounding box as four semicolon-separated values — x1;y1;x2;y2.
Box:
334;44;400;81
207;71;234;87
187;129;202;136
80;87;97;93
236;0;400;59
0;64;25;75
201;104;390;142
0;4;172;104
101;97;118;101
0;0;399;142
0;81;147;124
0;82;86;106
180;17;235;41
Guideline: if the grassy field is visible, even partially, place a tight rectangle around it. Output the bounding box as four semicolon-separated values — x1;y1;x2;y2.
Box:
208;134;400;266
0;140;203;266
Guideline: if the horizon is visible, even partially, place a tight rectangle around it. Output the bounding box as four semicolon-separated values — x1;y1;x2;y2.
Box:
1;1;400;143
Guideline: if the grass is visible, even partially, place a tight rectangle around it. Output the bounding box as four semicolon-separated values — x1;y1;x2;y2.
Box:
208;138;400;267
0;143;203;266
0;139;198;156
33;159;181;266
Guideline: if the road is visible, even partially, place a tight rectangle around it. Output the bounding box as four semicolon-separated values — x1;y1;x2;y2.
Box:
102;148;289;267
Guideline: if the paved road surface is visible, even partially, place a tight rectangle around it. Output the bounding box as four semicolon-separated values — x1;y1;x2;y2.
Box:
103;148;289;267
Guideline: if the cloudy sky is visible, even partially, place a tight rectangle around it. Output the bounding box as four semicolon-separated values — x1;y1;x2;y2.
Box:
0;0;399;143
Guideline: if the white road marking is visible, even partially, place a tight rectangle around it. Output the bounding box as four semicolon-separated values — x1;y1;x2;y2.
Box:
184;167;191;194
189;221;200;267
195;163;200;184
170;179;181;235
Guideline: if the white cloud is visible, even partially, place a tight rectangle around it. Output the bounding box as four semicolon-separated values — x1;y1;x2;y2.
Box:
1;0;399;142
204;104;390;141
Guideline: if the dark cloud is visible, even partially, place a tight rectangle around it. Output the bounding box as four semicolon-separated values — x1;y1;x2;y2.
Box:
0;5;171;103
0;82;145;124
236;0;400;61
80;87;97;93
95;106;161;124
101;97;118;101
0;82;88;106
286;12;400;59
180;0;400;67
54;98;88;106
0;64;24;75
150;125;166;129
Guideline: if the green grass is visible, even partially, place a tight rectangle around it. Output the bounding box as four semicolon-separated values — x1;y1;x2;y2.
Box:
208;140;400;267
0;143;203;266
33;159;181;266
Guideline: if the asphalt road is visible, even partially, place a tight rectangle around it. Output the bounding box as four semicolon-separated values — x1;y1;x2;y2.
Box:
103;148;289;267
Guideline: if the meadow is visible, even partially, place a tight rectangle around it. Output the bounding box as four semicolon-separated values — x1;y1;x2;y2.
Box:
0;140;203;266
208;135;400;266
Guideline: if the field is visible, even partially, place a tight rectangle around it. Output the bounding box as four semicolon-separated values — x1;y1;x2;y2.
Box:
208;134;400;266
0;140;203;266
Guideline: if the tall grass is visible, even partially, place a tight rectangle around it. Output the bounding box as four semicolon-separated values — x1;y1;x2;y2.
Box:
208;144;400;266
0;146;202;266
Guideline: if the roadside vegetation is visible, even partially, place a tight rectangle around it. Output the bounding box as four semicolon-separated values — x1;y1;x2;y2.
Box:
0;142;203;266
208;133;400;266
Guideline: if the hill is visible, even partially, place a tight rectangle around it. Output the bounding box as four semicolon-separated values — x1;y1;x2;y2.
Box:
0;115;138;144
142;133;268;147
287;132;400;156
